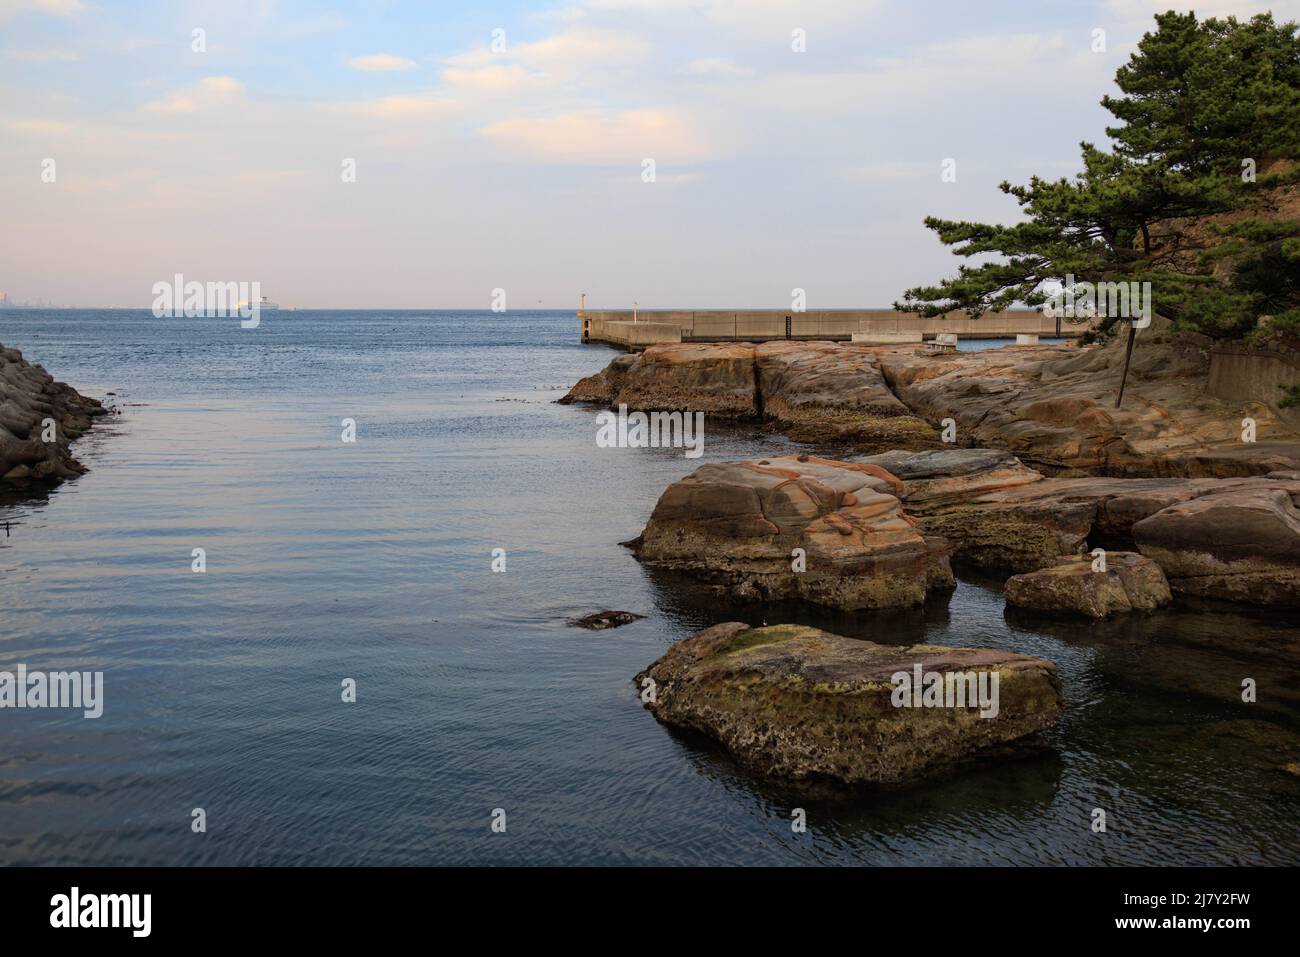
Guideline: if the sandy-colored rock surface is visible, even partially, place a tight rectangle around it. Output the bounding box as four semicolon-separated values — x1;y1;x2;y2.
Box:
561;341;939;451
635;622;1064;787
1133;485;1300;608
628;454;953;609
754;341;938;448
566;332;1300;473
876;334;1300;478
856;449;1300;593
1005;552;1172;618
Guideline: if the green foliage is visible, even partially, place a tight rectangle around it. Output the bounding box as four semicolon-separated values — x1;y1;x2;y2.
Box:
899;11;1300;341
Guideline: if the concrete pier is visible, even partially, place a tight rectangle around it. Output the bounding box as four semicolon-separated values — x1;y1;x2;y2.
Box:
579;308;1089;348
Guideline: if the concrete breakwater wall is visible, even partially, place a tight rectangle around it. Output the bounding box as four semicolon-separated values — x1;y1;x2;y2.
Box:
1209;342;1300;425
579;309;1087;347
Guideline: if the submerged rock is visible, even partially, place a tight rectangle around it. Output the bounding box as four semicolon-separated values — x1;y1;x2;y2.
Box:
627;454;953;610
1005;552;1172;618
569;610;645;630
0;344;105;483
635;622;1064;787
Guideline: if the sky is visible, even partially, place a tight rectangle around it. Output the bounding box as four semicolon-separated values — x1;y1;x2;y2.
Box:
2;0;1298;309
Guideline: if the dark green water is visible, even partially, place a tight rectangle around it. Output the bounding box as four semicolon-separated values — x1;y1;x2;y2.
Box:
0;309;1296;865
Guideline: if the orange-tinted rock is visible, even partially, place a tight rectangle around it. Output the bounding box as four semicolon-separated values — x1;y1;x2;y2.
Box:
560;341;938;450
876;335;1300;478
629;454;953;609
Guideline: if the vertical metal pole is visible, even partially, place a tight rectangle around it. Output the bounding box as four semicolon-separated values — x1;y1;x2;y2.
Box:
1116;321;1136;408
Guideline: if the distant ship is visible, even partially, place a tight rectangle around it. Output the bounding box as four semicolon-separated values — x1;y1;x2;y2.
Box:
236;295;279;312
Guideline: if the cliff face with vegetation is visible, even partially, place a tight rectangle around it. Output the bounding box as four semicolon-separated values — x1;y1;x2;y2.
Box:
0;344;105;483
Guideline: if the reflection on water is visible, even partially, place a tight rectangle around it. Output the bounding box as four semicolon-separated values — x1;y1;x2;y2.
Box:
0;310;1296;865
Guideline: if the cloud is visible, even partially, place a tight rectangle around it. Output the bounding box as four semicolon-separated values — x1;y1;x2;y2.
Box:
482;108;715;164
143;76;245;113
1104;0;1300;19
347;53;418;72
0;0;85;20
200;76;243;95
447;26;649;70
343;92;459;118
441;64;532;92
837;161;933;182
9;118;72;134
7;47;79;62
578;0;886;39
681;58;753;78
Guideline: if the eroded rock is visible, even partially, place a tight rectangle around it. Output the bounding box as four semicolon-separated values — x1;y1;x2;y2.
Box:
1005;552;1172;618
560;341;939;451
628;454;953;610
1133;486;1300;608
858;448;1300;589
876;334;1300;478
755;341;938;449
635;622;1064;787
0;345;105;484
566;332;1300;476
614;342;758;418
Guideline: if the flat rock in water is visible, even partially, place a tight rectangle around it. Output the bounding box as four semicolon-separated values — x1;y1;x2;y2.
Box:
1004;552;1172;618
635;622;1064;787
628;454;954;610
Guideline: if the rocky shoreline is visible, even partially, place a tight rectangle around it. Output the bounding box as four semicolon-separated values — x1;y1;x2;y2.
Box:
563;332;1300;788
0;344;105;483
562;332;1300;475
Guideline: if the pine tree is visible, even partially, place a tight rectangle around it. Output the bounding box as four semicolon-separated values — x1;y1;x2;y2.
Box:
897;11;1300;343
